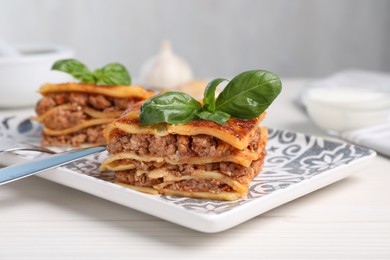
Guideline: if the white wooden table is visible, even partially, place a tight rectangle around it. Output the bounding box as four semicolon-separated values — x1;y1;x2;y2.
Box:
0;79;389;259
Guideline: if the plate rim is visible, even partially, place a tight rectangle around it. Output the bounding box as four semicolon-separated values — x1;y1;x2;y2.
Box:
0;115;377;232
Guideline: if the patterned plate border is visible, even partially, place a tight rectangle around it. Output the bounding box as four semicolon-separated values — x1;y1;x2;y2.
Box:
0;116;375;216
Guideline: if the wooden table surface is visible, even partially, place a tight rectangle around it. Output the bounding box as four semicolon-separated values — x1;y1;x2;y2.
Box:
0;79;389;259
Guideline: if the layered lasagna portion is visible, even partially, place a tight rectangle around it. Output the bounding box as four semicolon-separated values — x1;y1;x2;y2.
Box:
100;103;268;201
35;83;154;146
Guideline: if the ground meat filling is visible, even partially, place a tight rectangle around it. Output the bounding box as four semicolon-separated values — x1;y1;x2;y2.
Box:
36;92;141;116
114;152;265;180
36;92;141;130
36;92;141;146
116;170;163;187
107;128;262;160
112;129;265;194
41;105;87;130
164;179;233;193
115;170;232;193
41;124;106;146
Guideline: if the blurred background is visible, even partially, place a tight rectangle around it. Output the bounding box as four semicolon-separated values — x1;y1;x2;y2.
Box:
0;0;389;78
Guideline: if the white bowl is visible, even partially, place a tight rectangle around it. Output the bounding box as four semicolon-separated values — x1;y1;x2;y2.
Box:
0;44;74;108
303;87;390;133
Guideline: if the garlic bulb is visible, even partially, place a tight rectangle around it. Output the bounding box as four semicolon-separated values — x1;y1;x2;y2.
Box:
139;41;193;89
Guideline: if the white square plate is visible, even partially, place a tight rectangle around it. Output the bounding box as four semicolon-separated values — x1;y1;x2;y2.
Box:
0;116;376;233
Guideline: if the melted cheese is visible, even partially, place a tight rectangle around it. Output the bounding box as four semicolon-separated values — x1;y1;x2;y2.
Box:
39;83;155;99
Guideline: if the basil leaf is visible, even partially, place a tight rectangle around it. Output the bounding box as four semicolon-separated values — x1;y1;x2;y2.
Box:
196;110;230;125
93;63;131;86
203;78;227;112
140;92;202;126
52;59;96;84
215;70;282;119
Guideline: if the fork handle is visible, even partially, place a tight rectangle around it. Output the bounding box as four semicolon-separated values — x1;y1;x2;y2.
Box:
0;146;106;185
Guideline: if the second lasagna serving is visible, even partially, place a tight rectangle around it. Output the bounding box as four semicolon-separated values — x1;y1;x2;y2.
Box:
34;59;154;146
100;70;282;200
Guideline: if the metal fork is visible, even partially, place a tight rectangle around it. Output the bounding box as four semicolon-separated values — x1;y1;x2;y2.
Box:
0;144;106;185
0;137;56;154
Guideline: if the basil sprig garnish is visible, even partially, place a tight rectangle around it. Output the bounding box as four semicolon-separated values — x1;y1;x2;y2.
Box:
52;59;131;86
140;70;282;126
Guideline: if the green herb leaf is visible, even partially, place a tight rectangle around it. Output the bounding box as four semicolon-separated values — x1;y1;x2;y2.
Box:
52;59;96;84
203;78;227;112
140;92;202;126
93;63;131;86
215;70;282;119
52;59;131;86
195;110;230;125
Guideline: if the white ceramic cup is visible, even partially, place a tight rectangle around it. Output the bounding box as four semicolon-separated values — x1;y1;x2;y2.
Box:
0;44;74;108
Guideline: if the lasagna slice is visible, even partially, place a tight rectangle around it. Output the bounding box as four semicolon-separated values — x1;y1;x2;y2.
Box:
100;103;268;201
35;83;154;146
